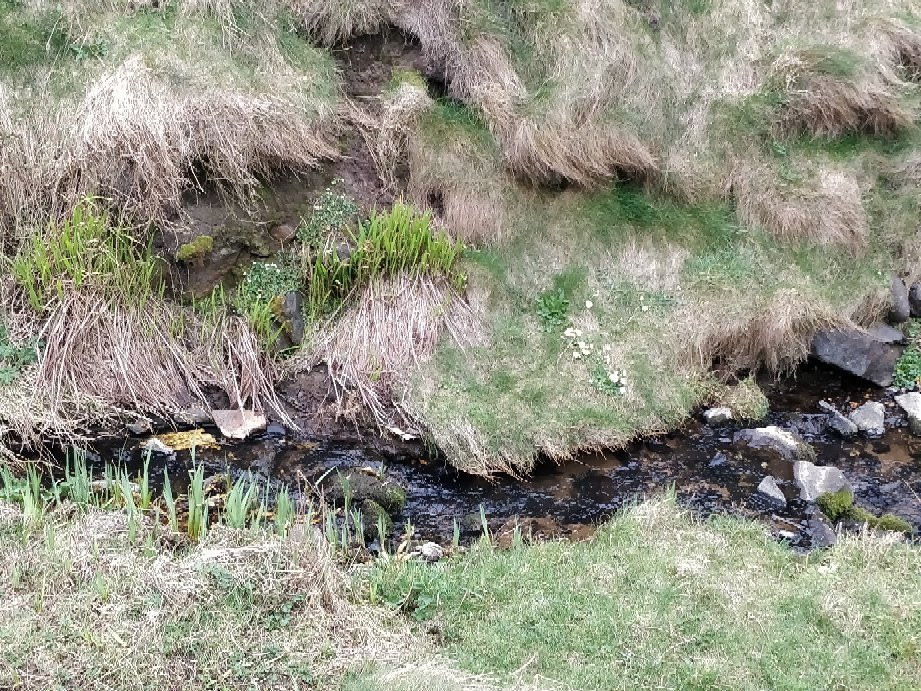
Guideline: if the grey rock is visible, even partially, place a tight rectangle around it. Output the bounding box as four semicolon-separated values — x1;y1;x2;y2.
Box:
733;426;816;463
793;461;852;501
890;275;910;324
173;407;212;426
777;529;798;541
910;282;921;318
212;409;266;440
127;420;151;436
277;291;304;348
808;510;838;548
708;452;729;468
895;392;921;435
420;541;444;562
812;328;903;387
867;323;906;344
786;413;828;438
265;423;287;438
757;476;787;508
703;407;733;425
849;401;885;437
818;400;859;438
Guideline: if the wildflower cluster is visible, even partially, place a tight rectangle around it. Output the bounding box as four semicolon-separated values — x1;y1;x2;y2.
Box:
563;326;628;397
297;180;358;247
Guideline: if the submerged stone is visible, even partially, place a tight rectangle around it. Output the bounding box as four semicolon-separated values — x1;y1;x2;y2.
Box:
733;426;815;463
849;401;885;437
793;461;852;502
895;392;921;435
812;328;903;387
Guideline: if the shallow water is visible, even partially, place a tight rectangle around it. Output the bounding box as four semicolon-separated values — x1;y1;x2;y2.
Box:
61;362;921;548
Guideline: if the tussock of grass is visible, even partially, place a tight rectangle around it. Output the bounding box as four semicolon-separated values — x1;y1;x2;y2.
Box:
365;496;921;690
0;503;407;690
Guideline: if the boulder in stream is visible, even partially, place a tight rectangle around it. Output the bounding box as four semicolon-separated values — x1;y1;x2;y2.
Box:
756;476;786;508
793;461;852;502
895;392;921;435
807;509;838;549
703;407;733;425
733;426;816;463
848;401;885;437
812;327;903;387
817;401;858;438
890;275;910;324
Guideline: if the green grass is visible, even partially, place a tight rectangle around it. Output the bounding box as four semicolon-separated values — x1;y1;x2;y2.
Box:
0;322;38;386
363;496;921;690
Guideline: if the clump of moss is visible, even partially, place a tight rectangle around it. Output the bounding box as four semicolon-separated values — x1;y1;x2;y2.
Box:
817;488;854;522
176;235;214;263
818;491;914;534
361;499;393;538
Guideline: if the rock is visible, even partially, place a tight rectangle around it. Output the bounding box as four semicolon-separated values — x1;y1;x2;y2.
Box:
280;291;304;347
127;419;151;436
812;328;903;387
211;409;266;440
420;541;444;562
361;499;393;538
733;426;816;463
756;476;787;508
265;423;287;438
786;413;827;438
703;407;733;425
889;274;910;324
777;529;797;541
142;438;174;455
173;407;212;425
807;510;838;548
270;223;296;244
895;392;921;435
848;401;885;437
866;324;905;344
910;282;921;318
708;452;729;468
817;400;858;438
322;472;407;514
793;461;852;501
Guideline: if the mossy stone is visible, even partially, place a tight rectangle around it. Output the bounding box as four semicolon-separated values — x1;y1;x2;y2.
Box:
817;489;854;522
176;235;214;263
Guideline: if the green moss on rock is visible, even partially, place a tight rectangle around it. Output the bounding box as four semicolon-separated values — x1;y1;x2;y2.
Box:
176;235;214;263
817;489;854;522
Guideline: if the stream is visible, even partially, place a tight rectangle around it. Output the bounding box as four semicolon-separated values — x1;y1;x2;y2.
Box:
47;361;921;550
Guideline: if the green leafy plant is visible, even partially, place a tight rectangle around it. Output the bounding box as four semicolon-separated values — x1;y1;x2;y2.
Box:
0;322;38;386
12;200;159;311
894;320;921;389
224;474;259;529
297;180;358;247
187;464;209;541
535;288;569;331
234;259;300;345
304;202;466;316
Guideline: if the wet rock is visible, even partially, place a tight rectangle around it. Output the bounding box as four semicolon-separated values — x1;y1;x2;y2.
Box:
173;407;212;426
212;409;266;440
793;461;852;502
889;274;910;324
849;401;885;437
265;423;287;438
361;499;393;538
811;328;902;387
420;542;444;562
807;510;837;548
910;282;921;318
895;392;921;435
270;223;296;244
703;407;733;425
733;426;816;463
777;529;797;541
322;472;407;515
786;413;827;438
708;452;729;468
817;400;858;438
756;476;786;508
142;438;174;456
127;419;151;436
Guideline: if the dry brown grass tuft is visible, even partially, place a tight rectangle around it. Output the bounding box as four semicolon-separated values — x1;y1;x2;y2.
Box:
307;272;482;429
292;0;391;46
882;19;921;81
734;161;868;249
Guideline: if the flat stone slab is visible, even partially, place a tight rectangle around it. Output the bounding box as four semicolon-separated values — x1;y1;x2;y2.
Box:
812;328;903;387
212;409;267;440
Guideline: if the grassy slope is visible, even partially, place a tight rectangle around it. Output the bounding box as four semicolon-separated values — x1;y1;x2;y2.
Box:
409;102;915;474
362;496;921;691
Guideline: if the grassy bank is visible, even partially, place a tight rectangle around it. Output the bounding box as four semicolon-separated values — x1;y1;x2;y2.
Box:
362;496;921;691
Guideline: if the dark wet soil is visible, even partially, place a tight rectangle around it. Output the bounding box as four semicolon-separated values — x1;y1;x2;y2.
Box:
60;361;921;550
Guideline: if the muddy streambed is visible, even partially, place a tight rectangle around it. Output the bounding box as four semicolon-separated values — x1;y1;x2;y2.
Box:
52;362;921;550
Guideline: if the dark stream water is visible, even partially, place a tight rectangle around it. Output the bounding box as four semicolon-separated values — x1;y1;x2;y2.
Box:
59;362;921;549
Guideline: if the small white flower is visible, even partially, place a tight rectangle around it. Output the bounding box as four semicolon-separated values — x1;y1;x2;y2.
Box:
572;351;582;360
585;300;593;309
641;305;649;312
602;344;612;352
563;327;577;338
618;385;626;395
608;373;620;384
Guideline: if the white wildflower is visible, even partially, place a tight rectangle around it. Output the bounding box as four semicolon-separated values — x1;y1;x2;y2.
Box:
585;300;593;309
